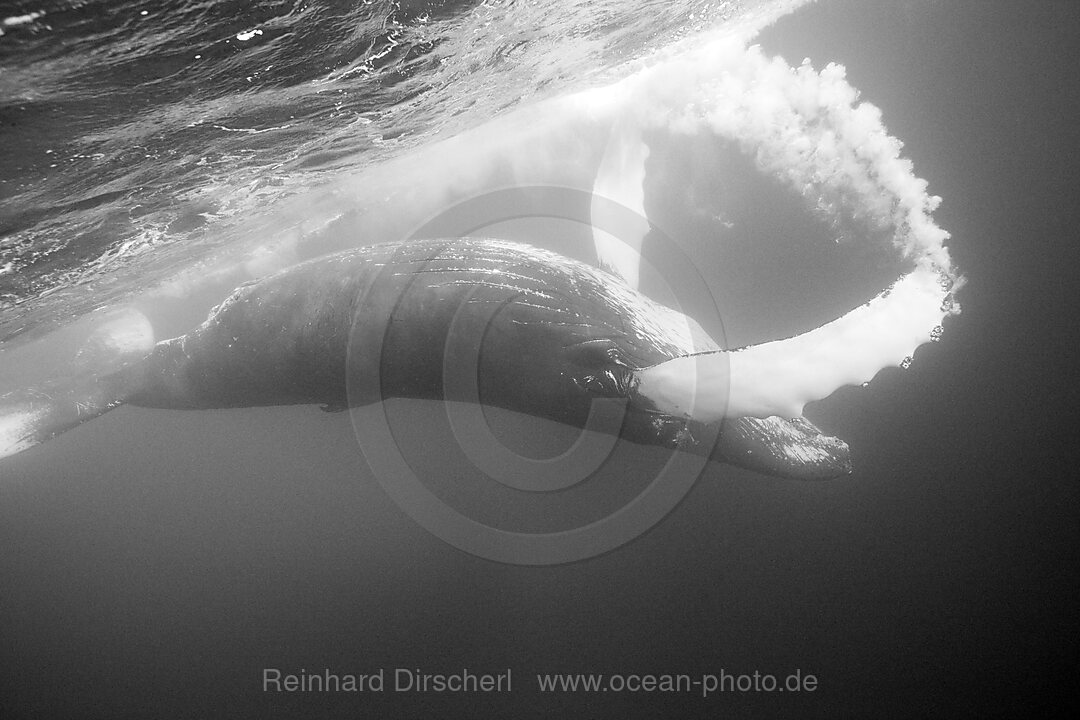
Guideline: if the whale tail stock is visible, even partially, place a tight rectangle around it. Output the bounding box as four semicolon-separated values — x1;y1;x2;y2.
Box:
0;308;154;462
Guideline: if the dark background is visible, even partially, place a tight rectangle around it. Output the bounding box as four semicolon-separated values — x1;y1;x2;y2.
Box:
2;1;1078;717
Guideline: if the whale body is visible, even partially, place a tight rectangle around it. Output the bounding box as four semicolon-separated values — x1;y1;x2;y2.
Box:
0;237;851;479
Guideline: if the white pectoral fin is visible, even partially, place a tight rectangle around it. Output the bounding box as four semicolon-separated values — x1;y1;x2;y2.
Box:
632;352;733;423
633;265;954;422
590;118;650;289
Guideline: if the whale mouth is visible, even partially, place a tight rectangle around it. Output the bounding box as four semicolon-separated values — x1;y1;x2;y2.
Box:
719;416;852;481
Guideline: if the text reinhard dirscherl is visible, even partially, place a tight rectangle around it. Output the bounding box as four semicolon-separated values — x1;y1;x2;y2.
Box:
262;668;819;697
263;668;512;694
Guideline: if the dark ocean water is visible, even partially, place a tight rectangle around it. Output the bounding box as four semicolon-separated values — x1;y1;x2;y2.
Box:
2;0;1079;718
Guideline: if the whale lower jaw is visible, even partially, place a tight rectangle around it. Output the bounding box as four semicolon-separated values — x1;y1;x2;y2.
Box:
717;416;852;481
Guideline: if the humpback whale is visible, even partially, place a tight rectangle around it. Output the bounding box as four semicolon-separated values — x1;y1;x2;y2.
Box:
0;237;853;480
0;39;964;481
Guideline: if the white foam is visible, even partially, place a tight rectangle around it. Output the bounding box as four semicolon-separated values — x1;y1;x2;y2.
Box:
2;12;45;28
576;36;957;278
590;118;650;288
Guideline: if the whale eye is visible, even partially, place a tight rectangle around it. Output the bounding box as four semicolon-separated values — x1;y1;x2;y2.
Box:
562;339;621;369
